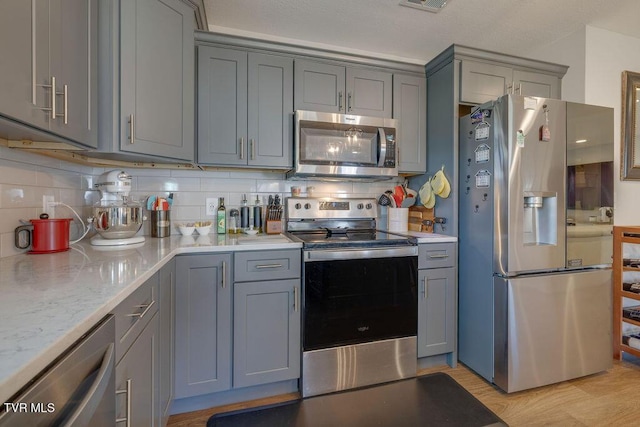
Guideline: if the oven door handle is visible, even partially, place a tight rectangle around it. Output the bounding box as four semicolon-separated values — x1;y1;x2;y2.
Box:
304;246;417;261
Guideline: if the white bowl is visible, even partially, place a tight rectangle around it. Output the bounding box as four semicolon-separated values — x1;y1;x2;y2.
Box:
196;225;211;235
178;225;195;236
244;229;259;236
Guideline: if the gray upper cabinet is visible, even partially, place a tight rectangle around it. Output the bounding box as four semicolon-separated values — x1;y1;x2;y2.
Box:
460;59;562;105
0;0;97;148
174;253;232;398
197;46;293;168
99;0;195;161
394;74;427;174
294;59;392;118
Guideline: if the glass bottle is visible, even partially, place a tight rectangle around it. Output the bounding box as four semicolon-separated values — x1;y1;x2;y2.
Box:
216;197;226;234
240;194;250;230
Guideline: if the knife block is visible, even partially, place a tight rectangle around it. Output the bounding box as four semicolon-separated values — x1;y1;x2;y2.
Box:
266;220;282;235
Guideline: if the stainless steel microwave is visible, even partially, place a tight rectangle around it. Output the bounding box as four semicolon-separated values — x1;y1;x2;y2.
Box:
288;110;399;180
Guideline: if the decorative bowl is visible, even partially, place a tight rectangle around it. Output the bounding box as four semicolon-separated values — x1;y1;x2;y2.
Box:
244;229;259;236
196;225;211;235
178;225;195;236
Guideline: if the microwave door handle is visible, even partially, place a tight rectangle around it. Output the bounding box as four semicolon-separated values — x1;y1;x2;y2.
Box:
378;127;387;167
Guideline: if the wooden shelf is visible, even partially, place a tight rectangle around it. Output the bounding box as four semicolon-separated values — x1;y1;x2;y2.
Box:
613;226;640;360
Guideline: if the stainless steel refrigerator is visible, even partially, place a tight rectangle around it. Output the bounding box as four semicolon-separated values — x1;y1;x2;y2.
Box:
458;94;613;393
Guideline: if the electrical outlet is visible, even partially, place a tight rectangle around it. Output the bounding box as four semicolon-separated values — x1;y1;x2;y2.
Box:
42;195;55;217
206;198;217;216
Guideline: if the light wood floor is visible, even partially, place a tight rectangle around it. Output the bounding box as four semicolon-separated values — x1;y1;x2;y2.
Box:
168;357;640;427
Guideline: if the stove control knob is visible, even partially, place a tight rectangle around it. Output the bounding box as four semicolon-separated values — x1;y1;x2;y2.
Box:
357;203;364;210
304;203;311;209
366;203;373;210
295;203;302;210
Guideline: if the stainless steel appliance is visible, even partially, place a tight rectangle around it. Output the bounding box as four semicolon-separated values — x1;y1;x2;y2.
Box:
458;94;613;393
288;110;399;180
0;316;115;426
91;170;145;246
285;197;418;397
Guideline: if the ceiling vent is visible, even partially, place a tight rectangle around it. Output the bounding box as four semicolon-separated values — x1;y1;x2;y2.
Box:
399;0;451;13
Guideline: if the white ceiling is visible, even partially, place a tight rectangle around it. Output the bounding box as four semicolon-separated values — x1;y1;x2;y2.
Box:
203;0;640;64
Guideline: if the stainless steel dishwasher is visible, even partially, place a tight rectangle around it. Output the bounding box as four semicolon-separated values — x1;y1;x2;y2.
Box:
0;315;115;426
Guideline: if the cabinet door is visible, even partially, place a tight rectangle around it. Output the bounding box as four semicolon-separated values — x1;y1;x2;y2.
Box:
116;313;158;427
0;1;50;131
417;267;456;358
513;70;561;99
233;279;301;388
460;60;512;104
174;254;232;398
294;60;345;113
49;0;98;147
247;53;294;168
197;46;248;165
346;68;392;118
158;259;175;426
394;74;426;173
120;0;194;160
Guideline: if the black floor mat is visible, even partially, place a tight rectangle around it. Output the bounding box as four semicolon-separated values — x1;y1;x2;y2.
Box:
207;372;508;427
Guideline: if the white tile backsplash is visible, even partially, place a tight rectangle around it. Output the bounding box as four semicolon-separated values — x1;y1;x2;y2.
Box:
0;148;403;257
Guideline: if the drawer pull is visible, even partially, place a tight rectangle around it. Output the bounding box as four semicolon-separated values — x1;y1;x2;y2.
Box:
126;300;155;319
428;254;449;259
115;378;131;426
255;263;283;269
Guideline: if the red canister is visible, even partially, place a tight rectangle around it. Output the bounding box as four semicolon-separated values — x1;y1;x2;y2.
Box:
15;214;73;254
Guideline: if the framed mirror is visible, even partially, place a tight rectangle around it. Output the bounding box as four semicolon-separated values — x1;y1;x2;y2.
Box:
621;70;640;180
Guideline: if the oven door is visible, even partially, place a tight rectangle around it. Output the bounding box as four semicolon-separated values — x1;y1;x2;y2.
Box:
292;110;398;179
303;247;418;351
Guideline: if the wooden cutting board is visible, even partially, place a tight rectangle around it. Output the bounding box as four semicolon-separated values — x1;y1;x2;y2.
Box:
408;206;435;233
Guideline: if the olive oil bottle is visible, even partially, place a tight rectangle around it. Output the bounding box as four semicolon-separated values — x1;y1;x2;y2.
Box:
216;197;226;234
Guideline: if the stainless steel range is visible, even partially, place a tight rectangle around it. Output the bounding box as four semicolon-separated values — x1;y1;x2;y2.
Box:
285;197;418;397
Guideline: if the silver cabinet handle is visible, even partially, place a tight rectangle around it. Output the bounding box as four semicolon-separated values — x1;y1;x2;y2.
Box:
36;76;56;119
422;277;428;300
338;91;343;111
250;139;255;160
517;83;522;95
115;378;131;426
221;261;227;288
293;286;299;312
126;300;155;318
239;138;245;160
428;254;449;259
128;114;135;144
347;92;352;111
58;84;68;124
255;263;283;269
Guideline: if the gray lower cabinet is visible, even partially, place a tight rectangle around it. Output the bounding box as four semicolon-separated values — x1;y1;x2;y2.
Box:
158;259;175;426
394;73;427;174
113;272;160;427
98;0;195;161
0;0;97;147
233;278;301;388
116;313;159;427
294;59;392;118
417;243;457;360
174;253;232;398
197;46;293;168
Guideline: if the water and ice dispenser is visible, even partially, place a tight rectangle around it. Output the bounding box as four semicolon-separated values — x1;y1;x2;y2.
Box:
523;192;557;246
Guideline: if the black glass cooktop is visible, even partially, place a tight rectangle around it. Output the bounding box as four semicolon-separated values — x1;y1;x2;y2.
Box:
285;229;415;249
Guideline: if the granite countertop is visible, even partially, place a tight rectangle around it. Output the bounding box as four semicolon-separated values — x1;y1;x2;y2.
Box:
0;233;300;404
